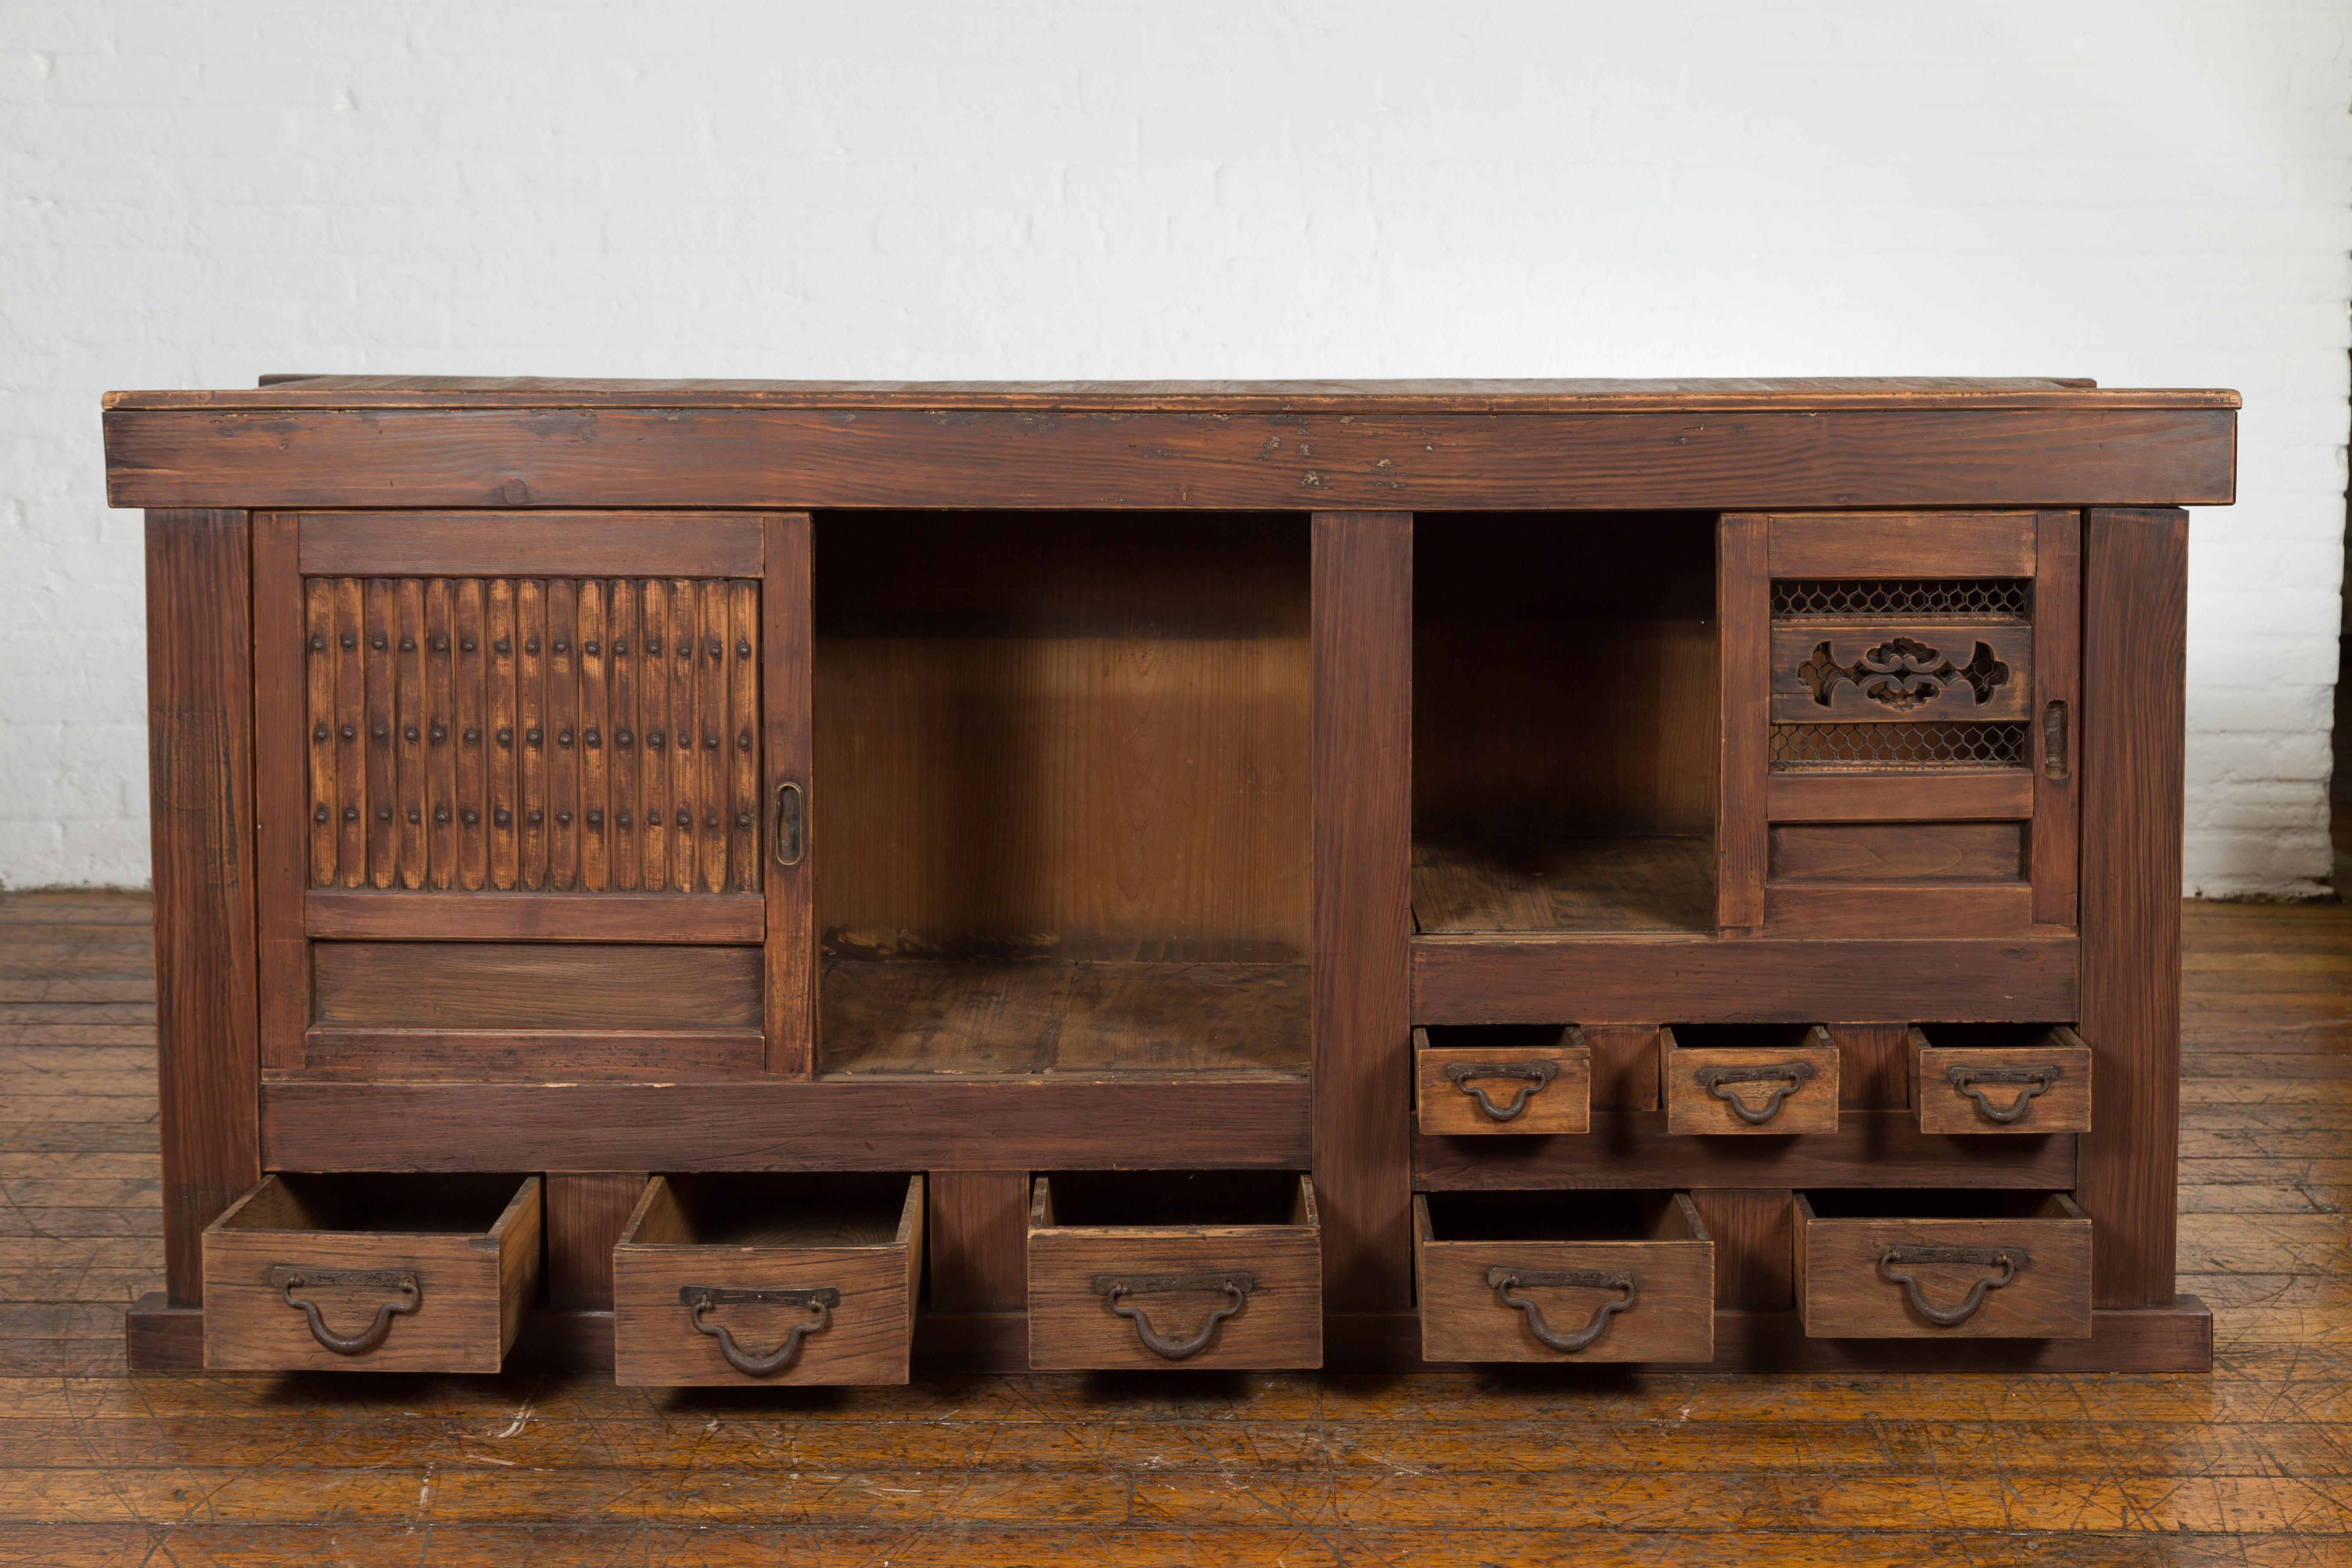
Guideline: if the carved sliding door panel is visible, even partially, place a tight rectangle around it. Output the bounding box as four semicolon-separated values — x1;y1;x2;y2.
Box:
1719;512;2080;939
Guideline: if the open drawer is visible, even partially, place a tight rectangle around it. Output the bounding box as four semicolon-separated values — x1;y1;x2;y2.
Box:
611;1173;922;1386
202;1173;542;1372
1415;1025;1592;1135
1415;1191;1715;1363
1796;1189;2092;1338
1027;1172;1321;1371
1661;1024;1839;1134
1910;1024;2092;1133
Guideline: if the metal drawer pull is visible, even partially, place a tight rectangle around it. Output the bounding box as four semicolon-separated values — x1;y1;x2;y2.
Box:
1947;1063;2062;1124
682;1286;839;1376
1487;1267;1637;1352
1878;1246;2021;1326
1444;1060;1559;1122
773;781;805;867
1091;1271;1255;1360
266;1265;420;1357
1694;1061;1816;1124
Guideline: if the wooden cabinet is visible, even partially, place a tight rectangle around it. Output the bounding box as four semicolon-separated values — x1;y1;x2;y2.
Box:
109;376;2231;1376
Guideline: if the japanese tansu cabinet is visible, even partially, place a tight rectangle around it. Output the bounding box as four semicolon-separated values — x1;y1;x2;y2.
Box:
248;511;818;1082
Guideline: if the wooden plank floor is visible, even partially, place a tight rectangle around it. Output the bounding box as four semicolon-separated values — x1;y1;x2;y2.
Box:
0;889;2345;1564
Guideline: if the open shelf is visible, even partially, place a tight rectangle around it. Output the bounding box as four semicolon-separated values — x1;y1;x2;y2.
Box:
1412;514;1720;938
813;513;1311;1079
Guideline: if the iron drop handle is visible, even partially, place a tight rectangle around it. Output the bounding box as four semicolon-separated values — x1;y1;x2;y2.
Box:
267;1265;420;1357
1091;1271;1255;1360
1694;1061;1816;1125
1487;1267;1636;1352
1946;1063;2061;1125
683;1286;839;1376
1444;1060;1559;1122
1878;1245;2019;1326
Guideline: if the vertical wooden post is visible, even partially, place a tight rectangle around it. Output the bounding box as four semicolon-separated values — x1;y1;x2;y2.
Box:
1311;512;1413;1311
1716;514;1769;933
925;1172;1030;1312
251;514;310;1070
146;509;262;1306
2079;507;2187;1309
2031;509;2083;925
762;512;815;1075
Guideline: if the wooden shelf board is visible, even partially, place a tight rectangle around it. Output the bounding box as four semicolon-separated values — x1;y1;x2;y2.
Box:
1412;835;1715;936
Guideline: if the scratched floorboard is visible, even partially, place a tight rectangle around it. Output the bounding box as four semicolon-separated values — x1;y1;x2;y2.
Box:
0;890;2344;1565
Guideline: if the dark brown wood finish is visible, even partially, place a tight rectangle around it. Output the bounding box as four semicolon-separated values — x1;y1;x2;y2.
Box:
252;514;310;1073
1311;512;1414;1313
545;1171;649;1311
145;509;263;1306
2079;508;2189;1309
924;1172;1030;1313
2031;510;2084;922
1716;514;1769;932
763;513;814;1076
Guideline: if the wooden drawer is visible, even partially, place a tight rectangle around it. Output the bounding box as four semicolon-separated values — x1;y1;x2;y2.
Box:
1415;1191;1714;1363
1910;1024;2091;1133
1796;1190;2091;1339
1661;1024;1839;1135
611;1173;921;1387
1027;1173;1321;1371
1414;1025;1591;1136
202;1173;541;1372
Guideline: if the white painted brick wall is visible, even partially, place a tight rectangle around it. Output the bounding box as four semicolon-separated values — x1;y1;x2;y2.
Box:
4;0;2348;894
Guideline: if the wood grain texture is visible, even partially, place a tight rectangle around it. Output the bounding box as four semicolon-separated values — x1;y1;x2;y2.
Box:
1412;837;1713;935
1717;514;1769;932
253;515;310;1074
201;1173;541;1372
1911;1024;2093;1134
1829;1022;1911;1111
102;405;2240;510
1584;1024;1662;1111
1413;1028;1591;1136
308;942;761;1032
1766;769;2033;822
2031;510;2083;924
1795;1190;2092;1339
296;512;765;576
611;1174;919;1386
1411;934;2079;1024
2078;508;2187;1309
1761;883;2037;939
144;509;262;1306
1415;1109;2073;1191
1415;1192;1714;1363
1765;511;2041;576
763;514;815;1075
303;889;765;943
1768;822;2024;883
1026;1175;1322;1371
260;1079;1311;1170
545;1171;648;1311
1312;513;1414;1314
292;1029;766;1082
925;1171;1030;1313
1689;1188;1795;1310
1661;1027;1840;1135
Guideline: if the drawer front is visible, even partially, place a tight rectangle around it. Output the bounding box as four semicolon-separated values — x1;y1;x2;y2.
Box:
1796;1193;2092;1338
611;1174;922;1387
1415;1194;1714;1364
202;1175;541;1372
1415;1029;1591;1136
1026;1176;1322;1371
1721;511;2079;939
1911;1027;2092;1134
1661;1027;1839;1135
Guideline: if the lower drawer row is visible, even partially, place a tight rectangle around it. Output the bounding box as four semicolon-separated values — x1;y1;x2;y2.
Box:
203;1172;2092;1382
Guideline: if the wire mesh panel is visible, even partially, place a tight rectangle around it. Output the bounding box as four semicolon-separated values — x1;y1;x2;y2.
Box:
1768;721;2032;771
1771;579;2032;620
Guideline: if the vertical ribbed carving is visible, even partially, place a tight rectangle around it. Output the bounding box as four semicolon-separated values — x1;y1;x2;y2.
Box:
302;576;762;893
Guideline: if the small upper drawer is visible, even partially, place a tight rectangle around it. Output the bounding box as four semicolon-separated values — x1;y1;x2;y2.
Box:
202;1173;541;1372
1415;1191;1714;1364
1027;1173;1321;1371
1661;1024;1839;1135
1796;1190;2091;1339
611;1173;922;1387
1910;1024;2091;1134
1415;1025;1591;1136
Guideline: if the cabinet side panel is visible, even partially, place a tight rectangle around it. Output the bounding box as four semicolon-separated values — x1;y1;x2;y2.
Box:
1312;513;1414;1311
147;510;263;1305
2079;508;2186;1309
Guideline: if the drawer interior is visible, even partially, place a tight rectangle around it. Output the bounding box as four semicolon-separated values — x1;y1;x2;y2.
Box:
1913;1022;2073;1049
1412;512;1719;937
629;1173;913;1249
218;1172;526;1236
1035;1170;1311;1231
1666;1023;1821;1053
1420;1190;1703;1244
1801;1188;2076;1223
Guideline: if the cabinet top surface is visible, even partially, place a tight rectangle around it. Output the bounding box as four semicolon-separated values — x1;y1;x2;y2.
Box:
104;375;2240;413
